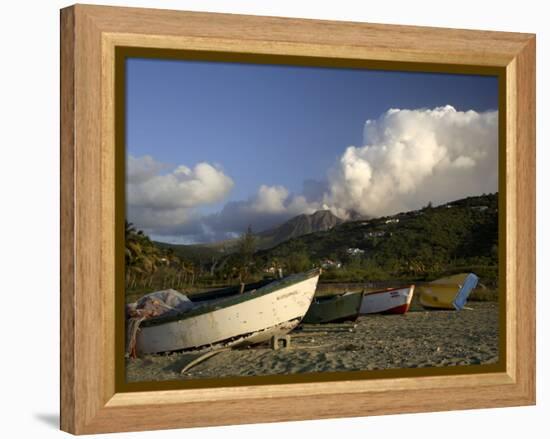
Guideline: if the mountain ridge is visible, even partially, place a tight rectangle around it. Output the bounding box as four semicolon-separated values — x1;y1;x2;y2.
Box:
155;209;344;260
256;193;498;283
258;209;343;248
149;193;497;285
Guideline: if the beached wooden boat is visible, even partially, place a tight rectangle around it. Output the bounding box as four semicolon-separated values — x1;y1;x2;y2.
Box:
135;269;320;354
302;291;363;324
359;285;415;314
419;273;479;310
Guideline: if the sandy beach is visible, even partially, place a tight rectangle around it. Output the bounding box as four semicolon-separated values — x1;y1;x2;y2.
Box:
126;300;499;382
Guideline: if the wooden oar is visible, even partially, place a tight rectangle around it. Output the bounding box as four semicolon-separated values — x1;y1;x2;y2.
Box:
180;348;229;374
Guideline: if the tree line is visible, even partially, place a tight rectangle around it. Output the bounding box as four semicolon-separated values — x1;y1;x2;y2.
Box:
126;193;499;295
125;222;267;296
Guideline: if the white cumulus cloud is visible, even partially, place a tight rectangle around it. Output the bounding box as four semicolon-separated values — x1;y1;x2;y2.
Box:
249;185;319;216
128;160;234;209
128;105;498;243
127;155;166;184
127;155;234;236
250;185;289;214
323;105;498;218
202;184;320;238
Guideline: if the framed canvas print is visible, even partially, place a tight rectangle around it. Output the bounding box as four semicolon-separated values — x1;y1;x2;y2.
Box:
60;4;536;434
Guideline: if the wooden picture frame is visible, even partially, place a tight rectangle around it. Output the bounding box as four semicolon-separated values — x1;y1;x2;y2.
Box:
60;4;536;434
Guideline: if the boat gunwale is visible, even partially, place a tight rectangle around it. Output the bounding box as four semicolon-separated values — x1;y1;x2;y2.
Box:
361;285;415;297
140;269;320;328
311;290;364;304
189;278;273;302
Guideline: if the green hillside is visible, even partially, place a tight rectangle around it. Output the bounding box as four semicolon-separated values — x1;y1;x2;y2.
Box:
126;193;499;299
256;193;499;286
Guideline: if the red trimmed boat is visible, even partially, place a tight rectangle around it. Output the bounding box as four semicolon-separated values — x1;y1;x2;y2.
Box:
359;285;415;315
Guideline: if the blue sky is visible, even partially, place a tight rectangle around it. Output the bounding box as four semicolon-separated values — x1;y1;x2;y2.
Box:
126;57;499;243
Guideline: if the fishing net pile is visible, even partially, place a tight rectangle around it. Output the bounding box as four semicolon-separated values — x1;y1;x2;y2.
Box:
126;289;195;358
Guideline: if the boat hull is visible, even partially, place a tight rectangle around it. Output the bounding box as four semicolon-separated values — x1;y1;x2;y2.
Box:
302;292;363;324
136;272;319;354
359;285;415;315
419;273;479;310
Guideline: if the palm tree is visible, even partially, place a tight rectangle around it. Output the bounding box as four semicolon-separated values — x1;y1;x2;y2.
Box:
125;221;162;288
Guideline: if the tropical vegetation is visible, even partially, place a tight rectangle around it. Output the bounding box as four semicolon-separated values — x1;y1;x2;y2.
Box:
125;193;499;300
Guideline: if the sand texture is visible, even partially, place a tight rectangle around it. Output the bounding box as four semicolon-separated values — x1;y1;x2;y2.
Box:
126;301;499;382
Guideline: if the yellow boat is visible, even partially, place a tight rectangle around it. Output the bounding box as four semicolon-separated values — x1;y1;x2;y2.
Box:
419;273;479;310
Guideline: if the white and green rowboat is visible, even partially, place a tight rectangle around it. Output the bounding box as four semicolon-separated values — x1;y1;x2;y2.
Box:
136;269;320;355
